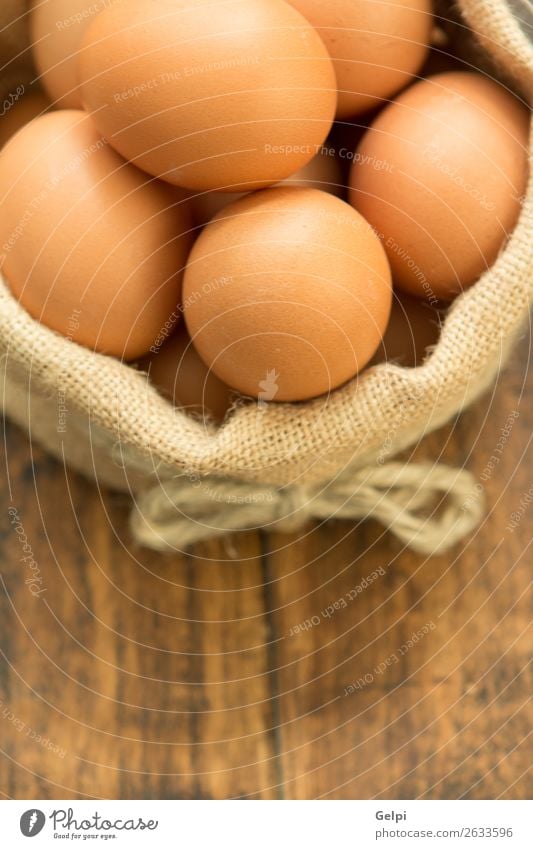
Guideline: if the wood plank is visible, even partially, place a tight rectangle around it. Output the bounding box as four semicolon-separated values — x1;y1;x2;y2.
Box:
0;430;277;798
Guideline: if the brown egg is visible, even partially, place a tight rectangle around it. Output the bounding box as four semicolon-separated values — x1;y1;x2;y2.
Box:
143;328;233;423
192;148;344;227
349;72;529;301
0;89;51;148
0;110;192;360
287;0;433;117
183;187;392;402
30;0;117;108
371;292;443;368
78;0;337;192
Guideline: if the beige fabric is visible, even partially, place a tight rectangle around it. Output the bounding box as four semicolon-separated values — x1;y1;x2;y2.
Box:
460;0;533;97
0;0;531;552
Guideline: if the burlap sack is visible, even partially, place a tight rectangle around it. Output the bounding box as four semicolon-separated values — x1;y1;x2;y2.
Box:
1;0;531;553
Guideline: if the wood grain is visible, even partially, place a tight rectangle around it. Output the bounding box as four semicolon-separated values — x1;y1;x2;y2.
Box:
0;337;531;799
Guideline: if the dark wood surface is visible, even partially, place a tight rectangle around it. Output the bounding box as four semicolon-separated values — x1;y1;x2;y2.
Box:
0;337;531;800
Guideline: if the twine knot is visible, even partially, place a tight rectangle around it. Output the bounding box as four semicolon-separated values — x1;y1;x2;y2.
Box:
130;461;485;556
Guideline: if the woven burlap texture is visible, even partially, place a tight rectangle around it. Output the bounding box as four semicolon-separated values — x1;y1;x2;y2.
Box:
0;0;531;550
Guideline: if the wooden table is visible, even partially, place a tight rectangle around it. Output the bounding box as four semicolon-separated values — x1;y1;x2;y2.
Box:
0;337;531;800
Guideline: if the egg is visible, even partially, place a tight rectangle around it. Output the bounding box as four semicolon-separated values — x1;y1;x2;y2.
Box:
371;292;443;368
30;0;118;108
143;328;233;423
0;89;51;148
183;187;392;402
349;72;529;300
192;148;344;227
0;110;192;360
78;0;337;192
286;0;433;117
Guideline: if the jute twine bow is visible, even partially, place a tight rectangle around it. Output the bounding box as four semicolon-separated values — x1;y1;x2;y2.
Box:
130;461;485;555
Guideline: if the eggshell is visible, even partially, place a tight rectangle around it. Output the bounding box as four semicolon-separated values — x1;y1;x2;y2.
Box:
30;0;119;108
143;328;233;423
287;0;433;117
349;72;529;300
0;89;51;148
0;110;192;359
183;187;392;402
78;0;337;192
371;292;442;368
192;148;343;227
